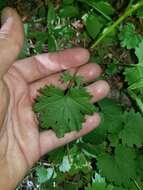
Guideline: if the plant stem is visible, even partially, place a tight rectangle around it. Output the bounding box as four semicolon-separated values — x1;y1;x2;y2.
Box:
64;68;80;95
67;144;72;163
133;179;142;190
91;1;143;49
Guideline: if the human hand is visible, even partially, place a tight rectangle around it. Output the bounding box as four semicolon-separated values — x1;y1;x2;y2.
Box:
0;8;110;190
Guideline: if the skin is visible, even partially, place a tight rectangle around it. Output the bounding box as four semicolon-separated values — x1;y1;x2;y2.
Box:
0;8;110;190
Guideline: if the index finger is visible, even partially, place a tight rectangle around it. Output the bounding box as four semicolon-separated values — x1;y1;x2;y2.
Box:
14;48;90;82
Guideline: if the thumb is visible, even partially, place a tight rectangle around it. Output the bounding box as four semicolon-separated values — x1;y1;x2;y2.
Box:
0;7;24;78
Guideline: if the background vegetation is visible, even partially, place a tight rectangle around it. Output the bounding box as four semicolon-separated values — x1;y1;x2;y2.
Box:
0;0;143;189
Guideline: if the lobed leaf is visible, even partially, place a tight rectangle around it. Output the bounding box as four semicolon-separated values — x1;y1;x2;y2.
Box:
34;85;96;137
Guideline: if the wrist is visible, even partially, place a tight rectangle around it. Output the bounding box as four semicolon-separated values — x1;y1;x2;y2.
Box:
0;159;17;190
0;158;28;190
0;103;29;190
0;157;26;189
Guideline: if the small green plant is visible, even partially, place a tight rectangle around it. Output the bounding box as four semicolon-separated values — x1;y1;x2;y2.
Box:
34;72;96;137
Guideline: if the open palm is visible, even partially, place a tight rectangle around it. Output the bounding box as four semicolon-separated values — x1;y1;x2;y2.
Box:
0;8;109;189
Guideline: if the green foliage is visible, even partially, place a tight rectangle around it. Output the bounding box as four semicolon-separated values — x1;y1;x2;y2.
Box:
61;71;83;87
98;99;123;134
121;26;143;112
86;14;104;39
97;145;137;186
47;2;56;28
136;7;143;18
47;34;58;52
119;23;142;49
124;65;143;86
85;173;113;190
59;5;79;18
33;98;143;190
135;39;143;64
36;166;55;184
120;111;143;147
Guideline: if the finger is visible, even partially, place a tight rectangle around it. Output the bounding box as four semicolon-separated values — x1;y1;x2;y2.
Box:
40;113;100;156
30;63;102;100
14;48;90;82
0;8;24;78
86;80;110;102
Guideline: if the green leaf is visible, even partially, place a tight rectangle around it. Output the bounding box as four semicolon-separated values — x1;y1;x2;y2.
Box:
108;134;119;147
136;7;143;18
59;156;72;173
61;71;83;87
124;65;143;85
106;63;118;75
120;111;143;147
85;181;113;190
61;72;73;83
95;1;115;16
36;166;48;184
119;23;142;49
135;39;143;64
64;183;78;190
97;145;137;186
72;152;89;173
19;40;29;59
86;14;103;39
34;86;95;137
93;173;106;183
78;0;114;20
83;99;123;145
19;24;30;59
59;5;79;18
48;2;56;30
48;34;58;52
98;99;123;134
28;31;48;53
128;79;143;90
36;166;55;184
48;146;66;164
85;173;113;190
83;123;107;145
54;25;75;38
28;31;48;41
136;155;143;178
